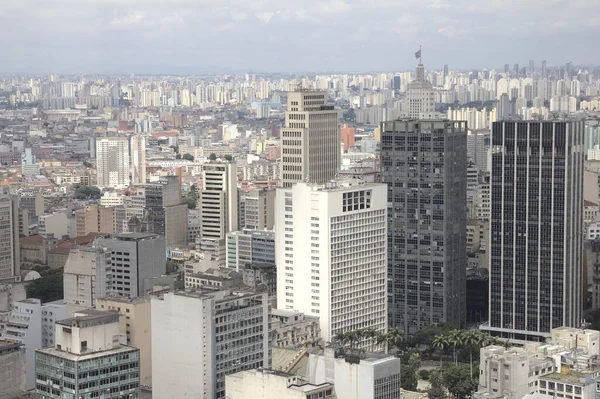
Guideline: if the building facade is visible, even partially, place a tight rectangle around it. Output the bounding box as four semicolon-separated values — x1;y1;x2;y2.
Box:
487;121;584;340
152;289;271;399
0;194;20;282
131;134;147;185
226;369;335;399
96;137;130;189
63;247;111;307
281;91;340;187
275;181;387;344
0;340;26;398
381;119;467;336
199;162;238;247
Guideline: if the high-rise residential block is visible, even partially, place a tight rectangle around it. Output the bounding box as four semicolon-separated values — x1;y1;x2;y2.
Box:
275;181;388;344
0;194;20;282
341;123;356;152
34;310;140;399
96;137;130;188
381;119;467;336
238;188;275;230
151;288;271;399
145;176;188;246
226;228;275;271
198;162;238;248
94;232;166;298
131;134;147;185
486;120;584;341
281;90;340;187
63;246;111;307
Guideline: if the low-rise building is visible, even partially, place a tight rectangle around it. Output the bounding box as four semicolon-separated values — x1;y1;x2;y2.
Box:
226;369;335;399
271;309;321;349
538;372;596;399
0;340;26;398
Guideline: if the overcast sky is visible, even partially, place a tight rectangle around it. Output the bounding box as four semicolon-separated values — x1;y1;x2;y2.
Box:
1;0;599;74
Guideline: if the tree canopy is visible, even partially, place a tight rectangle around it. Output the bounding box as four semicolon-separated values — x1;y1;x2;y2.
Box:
73;185;101;200
209;153;217;161
182;153;194;161
26;268;63;303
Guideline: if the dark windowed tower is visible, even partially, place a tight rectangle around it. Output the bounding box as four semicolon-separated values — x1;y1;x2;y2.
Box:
381;119;467;337
487;120;584;341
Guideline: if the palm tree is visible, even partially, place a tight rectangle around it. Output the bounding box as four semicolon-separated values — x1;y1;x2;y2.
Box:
432;334;449;367
448;329;463;364
387;328;404;356
333;331;348;348
376;331;388;354
345;330;358;349
363;328;378;352
463;331;484;376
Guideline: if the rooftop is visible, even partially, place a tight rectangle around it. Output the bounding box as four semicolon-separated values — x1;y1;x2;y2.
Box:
541;371;595;384
56;310;119;328
96;295;150;305
37;343;137;361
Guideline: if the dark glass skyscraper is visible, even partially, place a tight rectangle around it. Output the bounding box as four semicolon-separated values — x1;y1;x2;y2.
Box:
381;119;467;336
487;120;584;341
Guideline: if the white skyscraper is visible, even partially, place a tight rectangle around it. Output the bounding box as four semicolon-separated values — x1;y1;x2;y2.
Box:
406;64;436;119
131;134;146;185
96;137;130;188
281;90;340;187
275;181;388;344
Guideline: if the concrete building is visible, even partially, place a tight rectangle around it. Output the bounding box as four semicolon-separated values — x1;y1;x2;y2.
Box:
275;181;387;344
0;340;26;398
63;246;111;307
381;119;467;336
281;90;340;187
226;369;335;399
341;124;356;152
145;176;188;246
96;296;153;387
19;190;44;221
38;212;70;239
486;121;584;341
305;348;400;399
75;204;117;236
3;298;42;390
34;310;140;399
238;188;275;230
271;309;321;348
131;134;147;185
96;137;130;189
406;64;436;119
0;194;20;282
94;233;166;298
152;288;271;399
199;162;238;248
538;372;596;399
226;229;275;271
477;345;555;399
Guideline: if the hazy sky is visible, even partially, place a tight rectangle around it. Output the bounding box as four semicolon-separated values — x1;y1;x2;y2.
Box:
2;0;599;74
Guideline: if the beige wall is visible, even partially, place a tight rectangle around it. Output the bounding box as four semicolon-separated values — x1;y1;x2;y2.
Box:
96;298;153;387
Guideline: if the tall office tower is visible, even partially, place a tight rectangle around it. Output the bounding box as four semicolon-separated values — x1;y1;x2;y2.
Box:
0;194;20;282
63;247;111;307
198;162;238;248
152;288;271;399
542;60;548;79
514;64;519;75
146;176;188;246
406;64;436;119
280;90;340;188
504;64;510;73
131;134;146;185
498;93;511;120
393;75;401;90
486;120;584;341
94;232;167;298
275;181;388;344
96;137;130;188
529;60;535;74
381;119;467;336
35;310;141;399
444;64;449;78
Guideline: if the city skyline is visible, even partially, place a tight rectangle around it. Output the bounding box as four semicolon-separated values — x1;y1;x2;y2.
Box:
2;0;600;74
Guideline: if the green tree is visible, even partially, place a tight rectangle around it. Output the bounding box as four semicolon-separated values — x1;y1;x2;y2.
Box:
224;154;233;161
447;329;464;364
463;331;485;376
428;370;447;399
413;323;455;346
182;153;194;161
176;154;182;159
333;331;348;347
432;334;450;367
386;327;404;354
209;153;217;161
26;270;63;302
401;365;418;391
73;185;101;200
442;363;478;399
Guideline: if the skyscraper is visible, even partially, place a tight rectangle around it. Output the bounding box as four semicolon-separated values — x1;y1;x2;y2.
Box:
0;194;20;282
406;64;436;119
96;137;130;188
275;181;388;345
381;119;467;336
542;60;548;79
131;134;146;185
529;59;535;74
486;120;584;341
281;90;340;187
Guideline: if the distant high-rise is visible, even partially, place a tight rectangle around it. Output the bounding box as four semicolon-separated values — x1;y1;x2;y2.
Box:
280;90;340;187
504;64;510;73
497;93;511;120
0;194;20;282
486;120;584;341
406;64;436;119
96;137;130;188
275;181;388;344
131;134;146;185
381;119;467;336
514;63;519;75
542;60;548;79
444;64;449;77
